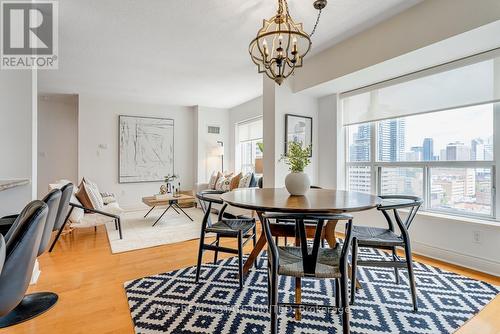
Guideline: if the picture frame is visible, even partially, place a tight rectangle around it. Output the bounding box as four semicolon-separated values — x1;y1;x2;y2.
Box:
284;114;313;157
118;115;175;183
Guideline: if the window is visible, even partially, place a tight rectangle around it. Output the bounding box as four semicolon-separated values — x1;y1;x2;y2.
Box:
380;167;423;197
343;51;499;220
235;117;263;174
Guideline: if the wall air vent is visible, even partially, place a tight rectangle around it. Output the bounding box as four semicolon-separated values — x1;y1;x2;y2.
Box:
208;126;221;134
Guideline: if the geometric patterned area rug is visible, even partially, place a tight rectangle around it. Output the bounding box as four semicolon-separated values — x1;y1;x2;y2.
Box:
124;247;499;333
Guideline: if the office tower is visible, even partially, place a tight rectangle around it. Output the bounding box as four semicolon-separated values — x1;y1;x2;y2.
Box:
423;138;434;161
378;118;405;162
446;142;470;161
349;124;370;161
471;138;485;160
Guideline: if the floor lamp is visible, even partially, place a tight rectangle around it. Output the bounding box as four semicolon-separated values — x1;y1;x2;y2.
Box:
216;141;224;172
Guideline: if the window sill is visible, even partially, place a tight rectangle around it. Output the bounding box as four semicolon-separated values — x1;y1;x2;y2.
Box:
411;210;499;227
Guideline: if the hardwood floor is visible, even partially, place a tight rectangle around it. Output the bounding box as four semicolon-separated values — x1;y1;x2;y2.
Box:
2;225;499;334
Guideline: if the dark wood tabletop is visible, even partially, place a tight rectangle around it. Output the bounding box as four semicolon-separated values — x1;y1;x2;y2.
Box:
220;188;381;213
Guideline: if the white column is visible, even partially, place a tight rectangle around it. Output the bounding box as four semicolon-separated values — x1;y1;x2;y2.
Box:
493;58;500;219
318;94;342;189
262;76;276;187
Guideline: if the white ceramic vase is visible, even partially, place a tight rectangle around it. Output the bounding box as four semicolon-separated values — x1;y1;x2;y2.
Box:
285;172;311;196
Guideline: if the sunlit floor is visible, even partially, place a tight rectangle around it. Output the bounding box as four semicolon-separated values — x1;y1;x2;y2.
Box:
2;225;499;334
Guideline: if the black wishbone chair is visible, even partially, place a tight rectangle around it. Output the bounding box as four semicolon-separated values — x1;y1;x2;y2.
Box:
195;192;257;289
263;213;354;334
350;195;423;311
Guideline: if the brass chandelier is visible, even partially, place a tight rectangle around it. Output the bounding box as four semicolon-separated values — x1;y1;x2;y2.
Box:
249;0;327;85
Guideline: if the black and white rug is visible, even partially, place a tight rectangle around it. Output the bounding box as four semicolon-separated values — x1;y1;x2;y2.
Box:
125;247;498;333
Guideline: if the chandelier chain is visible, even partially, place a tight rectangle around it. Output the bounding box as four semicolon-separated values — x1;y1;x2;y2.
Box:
310;9;322;37
284;0;322;37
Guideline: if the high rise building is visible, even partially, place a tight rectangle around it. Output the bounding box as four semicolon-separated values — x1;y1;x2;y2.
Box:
423;138;434;161
446;142;470;161
484;136;493;160
471;138;485;161
377;118;405;162
349;124;370;161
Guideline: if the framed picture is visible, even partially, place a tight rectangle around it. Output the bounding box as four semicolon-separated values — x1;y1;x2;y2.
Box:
284;114;312;157
119;115;174;183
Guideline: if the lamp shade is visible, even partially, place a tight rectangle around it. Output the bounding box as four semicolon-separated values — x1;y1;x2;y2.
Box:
254;158;263;174
213;145;224;156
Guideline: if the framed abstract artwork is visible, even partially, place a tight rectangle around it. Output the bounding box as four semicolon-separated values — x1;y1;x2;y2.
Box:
119;115;174;183
284;114;312;157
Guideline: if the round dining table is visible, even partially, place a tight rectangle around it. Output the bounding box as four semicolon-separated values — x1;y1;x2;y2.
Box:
220;187;382;275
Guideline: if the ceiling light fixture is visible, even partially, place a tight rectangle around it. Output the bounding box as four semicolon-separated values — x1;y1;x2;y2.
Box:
249;0;327;85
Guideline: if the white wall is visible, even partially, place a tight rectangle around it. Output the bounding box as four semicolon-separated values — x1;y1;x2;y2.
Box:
228;96;263;172
37;95;78;198
194;106;229;184
0;71;37;216
262;78;319;187
292;0;500;92
317;94;342;189
78;95;195;208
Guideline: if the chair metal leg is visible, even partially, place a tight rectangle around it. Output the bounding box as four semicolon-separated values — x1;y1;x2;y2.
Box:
117;218;123;239
392;246;400;284
252;225;258;268
213;235;220;264
335;278;340;313
350;238;358;305
195;230;206;283
295;277;302;320
114;219;118;230
252;225;257;247
49;207;73;252
404;243;418;312
270;271;279;334
340;275;350;334
267;265;272;308
237;232;244;289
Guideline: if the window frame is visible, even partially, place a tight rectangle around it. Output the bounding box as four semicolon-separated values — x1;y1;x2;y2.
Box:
345;117;497;221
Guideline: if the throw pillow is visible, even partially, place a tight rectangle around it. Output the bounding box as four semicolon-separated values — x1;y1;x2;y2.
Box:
220;176;233;192
84;180;104;210
230;173;243;190
75;181;94;209
238;172;255;188
208;172;221;190
215;175;226;191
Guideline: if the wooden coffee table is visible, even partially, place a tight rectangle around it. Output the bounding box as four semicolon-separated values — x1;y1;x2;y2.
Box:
142;194;196;226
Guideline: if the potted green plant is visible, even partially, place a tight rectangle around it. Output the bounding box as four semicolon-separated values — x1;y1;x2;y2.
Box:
280;141;312;195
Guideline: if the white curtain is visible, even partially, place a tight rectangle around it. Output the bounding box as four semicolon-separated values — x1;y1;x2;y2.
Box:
341;51;500;125
238;117;263;142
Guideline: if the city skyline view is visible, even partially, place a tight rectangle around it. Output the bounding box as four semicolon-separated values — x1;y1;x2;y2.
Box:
347;103;494;217
348;103;494;162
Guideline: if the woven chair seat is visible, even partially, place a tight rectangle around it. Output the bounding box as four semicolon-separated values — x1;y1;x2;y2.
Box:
277;246;342;279
206;218;255;236
352;226;403;247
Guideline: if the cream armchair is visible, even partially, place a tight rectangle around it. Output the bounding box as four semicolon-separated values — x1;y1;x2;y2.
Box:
48;180;124;251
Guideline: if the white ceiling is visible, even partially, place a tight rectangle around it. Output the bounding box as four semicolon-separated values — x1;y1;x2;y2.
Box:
38;0;420;109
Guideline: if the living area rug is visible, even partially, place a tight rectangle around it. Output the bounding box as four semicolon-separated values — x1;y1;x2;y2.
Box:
105;207;216;254
124;247;498;334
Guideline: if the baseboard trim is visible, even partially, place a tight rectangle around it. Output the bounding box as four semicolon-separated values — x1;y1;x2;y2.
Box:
412;241;500;277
